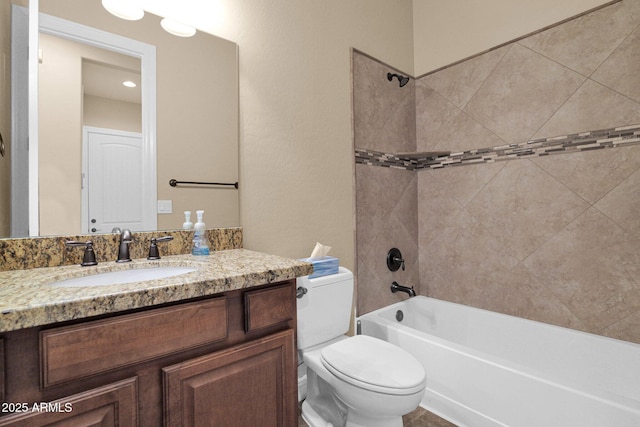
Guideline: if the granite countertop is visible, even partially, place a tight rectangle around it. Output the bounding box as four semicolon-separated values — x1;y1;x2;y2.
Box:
0;249;313;333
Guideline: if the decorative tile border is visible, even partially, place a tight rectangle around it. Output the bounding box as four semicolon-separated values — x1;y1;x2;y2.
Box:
355;124;640;170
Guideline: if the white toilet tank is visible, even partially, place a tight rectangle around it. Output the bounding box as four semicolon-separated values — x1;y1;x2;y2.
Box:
297;267;354;350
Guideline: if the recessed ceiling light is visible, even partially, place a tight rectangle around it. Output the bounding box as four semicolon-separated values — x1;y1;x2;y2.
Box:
122;81;137;88
160;18;196;37
101;0;144;21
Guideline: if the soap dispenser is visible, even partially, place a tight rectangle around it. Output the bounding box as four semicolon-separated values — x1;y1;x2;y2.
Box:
191;210;210;256
194;210;205;231
183;211;193;230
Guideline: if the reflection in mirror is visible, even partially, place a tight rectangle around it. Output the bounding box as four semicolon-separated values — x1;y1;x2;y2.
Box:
81;59;145;235
39;32;147;235
2;0;239;238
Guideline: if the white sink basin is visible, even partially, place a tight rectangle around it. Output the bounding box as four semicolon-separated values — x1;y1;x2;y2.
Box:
51;266;197;288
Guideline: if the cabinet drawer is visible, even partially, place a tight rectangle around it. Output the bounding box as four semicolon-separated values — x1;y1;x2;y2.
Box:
244;283;294;333
41;298;228;387
0;377;138;426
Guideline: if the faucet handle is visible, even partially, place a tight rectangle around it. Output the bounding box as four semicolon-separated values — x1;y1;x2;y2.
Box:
387;248;405;271
65;240;98;266
147;236;174;260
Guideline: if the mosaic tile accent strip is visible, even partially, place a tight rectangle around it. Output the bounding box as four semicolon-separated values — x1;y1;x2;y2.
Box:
355;124;640;170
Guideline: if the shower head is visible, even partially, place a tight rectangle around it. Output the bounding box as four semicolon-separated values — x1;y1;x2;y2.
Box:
387;72;410;88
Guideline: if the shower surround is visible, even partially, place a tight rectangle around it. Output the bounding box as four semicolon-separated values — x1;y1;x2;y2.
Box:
353;0;640;344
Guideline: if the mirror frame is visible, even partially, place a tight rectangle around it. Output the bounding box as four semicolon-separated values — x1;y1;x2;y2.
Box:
18;0;158;236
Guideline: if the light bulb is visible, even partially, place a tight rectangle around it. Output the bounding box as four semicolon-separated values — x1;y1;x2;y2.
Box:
101;0;144;21
160;18;196;37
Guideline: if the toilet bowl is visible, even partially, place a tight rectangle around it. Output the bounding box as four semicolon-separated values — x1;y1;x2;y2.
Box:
297;268;426;427
302;335;425;427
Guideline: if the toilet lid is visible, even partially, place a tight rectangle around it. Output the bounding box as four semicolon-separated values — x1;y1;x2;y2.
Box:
320;335;426;395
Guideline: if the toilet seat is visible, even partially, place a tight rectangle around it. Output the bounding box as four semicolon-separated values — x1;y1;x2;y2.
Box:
320;335;426;396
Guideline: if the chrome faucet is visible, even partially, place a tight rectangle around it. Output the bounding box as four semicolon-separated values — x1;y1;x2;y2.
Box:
116;229;133;262
391;281;416;297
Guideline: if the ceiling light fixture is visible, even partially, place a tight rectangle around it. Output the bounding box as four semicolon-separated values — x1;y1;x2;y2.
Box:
101;0;144;21
122;81;137;88
160;18;197;37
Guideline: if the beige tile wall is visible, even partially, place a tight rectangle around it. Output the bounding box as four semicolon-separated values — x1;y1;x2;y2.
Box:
353;52;418;315
354;0;640;344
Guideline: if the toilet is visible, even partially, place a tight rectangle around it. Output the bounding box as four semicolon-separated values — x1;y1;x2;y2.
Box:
297;267;426;427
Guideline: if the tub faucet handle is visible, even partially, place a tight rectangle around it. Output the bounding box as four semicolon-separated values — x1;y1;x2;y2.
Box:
387;248;405;271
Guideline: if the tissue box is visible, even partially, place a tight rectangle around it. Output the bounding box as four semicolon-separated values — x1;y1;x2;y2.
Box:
301;256;339;279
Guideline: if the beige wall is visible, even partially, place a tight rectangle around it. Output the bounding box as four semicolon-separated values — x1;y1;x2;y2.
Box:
412;0;615;75
227;2;414;266
83;95;141;133
38;34;85;235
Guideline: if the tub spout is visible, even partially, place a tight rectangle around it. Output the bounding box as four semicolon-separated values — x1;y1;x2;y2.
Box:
391;281;416;297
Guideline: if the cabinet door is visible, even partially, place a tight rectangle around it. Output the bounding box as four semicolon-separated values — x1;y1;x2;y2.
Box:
0;377;137;427
163;329;296;427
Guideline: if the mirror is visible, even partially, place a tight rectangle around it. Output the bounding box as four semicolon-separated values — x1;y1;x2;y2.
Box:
0;0;239;238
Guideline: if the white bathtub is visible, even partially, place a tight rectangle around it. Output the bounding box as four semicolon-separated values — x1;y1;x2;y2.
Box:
357;296;640;427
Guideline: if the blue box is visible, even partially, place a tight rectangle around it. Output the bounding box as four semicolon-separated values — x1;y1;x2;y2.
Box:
300;256;339;279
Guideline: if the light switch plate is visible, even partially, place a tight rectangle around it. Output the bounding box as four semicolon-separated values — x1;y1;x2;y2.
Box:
157;200;172;214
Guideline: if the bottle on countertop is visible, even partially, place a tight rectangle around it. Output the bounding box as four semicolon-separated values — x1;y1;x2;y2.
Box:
194;210;205;231
183;211;193;230
191;210;210;256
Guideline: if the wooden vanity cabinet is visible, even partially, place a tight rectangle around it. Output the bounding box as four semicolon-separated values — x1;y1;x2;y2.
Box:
0;280;297;427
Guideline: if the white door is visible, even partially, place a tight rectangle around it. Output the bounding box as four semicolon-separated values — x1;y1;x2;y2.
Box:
82;127;148;234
